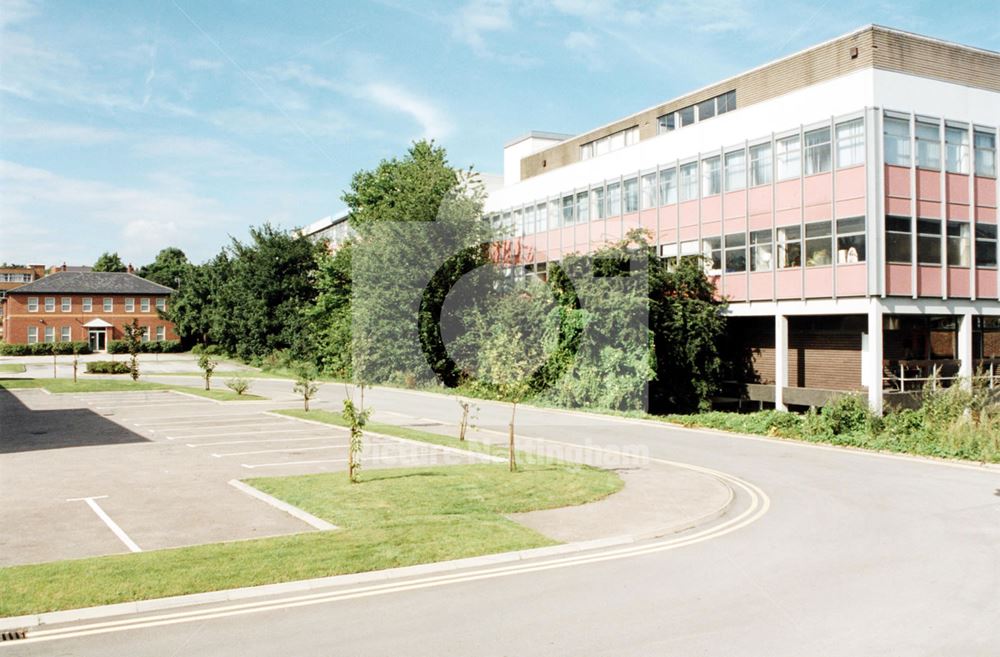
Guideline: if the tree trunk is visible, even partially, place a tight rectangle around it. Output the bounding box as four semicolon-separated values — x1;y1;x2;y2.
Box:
459;404;468;441
53;354;57;379
508;402;517;472
304;396;310;412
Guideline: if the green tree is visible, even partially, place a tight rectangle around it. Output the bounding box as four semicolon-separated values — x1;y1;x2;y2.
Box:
198;354;218;390
121;319;143;381
293;365;320;411
138;247;190;287
93;252;126;272
301;242;354;377
166;254;231;347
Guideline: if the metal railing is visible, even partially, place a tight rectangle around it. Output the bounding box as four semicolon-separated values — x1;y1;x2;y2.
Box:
883;358;1000;392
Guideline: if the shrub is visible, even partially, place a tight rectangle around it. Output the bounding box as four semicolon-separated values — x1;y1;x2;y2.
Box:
225;377;251;395
820;394;876;436
192;343;225;356
106;339;184;354
86;361;131;374
0;341;92;356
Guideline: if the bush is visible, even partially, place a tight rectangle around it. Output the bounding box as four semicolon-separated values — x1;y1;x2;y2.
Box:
86;361;131;374
192;343;225;356
107;340;184;354
819;394;876;436
225;377;251;395
0;341;91;356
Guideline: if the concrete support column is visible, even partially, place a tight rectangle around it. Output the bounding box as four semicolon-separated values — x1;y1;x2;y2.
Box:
867;302;884;415
775;314;789;411
958;311;974;388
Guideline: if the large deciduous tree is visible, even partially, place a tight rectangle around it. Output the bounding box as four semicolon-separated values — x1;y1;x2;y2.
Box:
138;247;190;287
93;252;127;272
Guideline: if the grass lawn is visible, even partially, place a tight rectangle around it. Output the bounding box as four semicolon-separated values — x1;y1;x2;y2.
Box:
0;424;620;616
0;363;26;373
0;377;265;400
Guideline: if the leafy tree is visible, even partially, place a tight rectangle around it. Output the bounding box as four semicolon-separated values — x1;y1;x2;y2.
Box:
139;248;190;287
121;319;143;381
293;365;320;411
301;242;354;377
225;377;250;395
166;253;231;347
93;252;126;272
342;397;371;483
198;354;218;390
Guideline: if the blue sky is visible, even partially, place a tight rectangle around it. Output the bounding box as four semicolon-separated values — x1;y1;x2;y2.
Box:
2;0;997;267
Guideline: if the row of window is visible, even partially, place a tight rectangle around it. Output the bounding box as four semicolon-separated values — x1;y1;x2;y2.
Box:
26;297;166;313
885;216;998;267
580;126;640;161
659;217;866;274
0;273;34;283
657;90;736;134
26;326;167;344
884;115;997;176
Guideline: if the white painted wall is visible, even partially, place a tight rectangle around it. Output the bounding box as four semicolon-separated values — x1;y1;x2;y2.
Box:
873;69;1000;125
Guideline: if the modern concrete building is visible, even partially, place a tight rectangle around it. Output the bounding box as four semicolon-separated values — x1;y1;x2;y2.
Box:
483;25;1000;412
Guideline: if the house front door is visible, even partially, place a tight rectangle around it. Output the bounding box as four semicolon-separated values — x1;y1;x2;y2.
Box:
88;329;106;352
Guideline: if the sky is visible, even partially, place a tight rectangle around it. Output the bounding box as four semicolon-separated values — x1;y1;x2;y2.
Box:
1;0;998;268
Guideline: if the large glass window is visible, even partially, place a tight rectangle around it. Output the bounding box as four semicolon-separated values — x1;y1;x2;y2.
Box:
946;221;971;267
696;98;715;121
836;119;864;168
701;156;721;197
591;188;605;220
537;203;548;232
607;182;621;215
917;218;942;265
678;106;695;127
623;177;639;213
945;126;970;174
701;236;721;273
976;223;997;268
884;116;911;166
561;196;574;226
658;168;677;205
886;215;912;263
641;173;657;210
749;143;772;186
975;129;997;177
657;113;675;134
804;127;832;175
524;206;535;234
717;90;736;114
750;229;772;271
679;162;698;201
836;216;866;263
513;209;523;236
777;225;801;268
915;120;941;169
724;150;746;191
576;192;589;223
776;135;801;180
724;233;746;273
804;221;833;266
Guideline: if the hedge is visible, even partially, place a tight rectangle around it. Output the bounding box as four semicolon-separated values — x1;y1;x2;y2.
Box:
106;340;183;354
85;361;132;374
0;342;92;356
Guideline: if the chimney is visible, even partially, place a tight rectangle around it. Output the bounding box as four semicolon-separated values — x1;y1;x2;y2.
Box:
62;262;67;272
127;263;135;274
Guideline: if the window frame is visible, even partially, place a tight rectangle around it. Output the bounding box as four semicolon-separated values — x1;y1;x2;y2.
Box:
724;149;746;192
885;215;913;264
44;297;55;312
679;162;699;201
835;216;866;264
975;223;997;268
916;218;943;265
701;156;721;197
803;126;832;175
82;297;93;313
27;326;38;344
884;115;912;167
60;297;71;312
915;119;941;170
750;229;773;271
658;167;677;205
125;297;135;313
103;297;113;312
974;129;997;178
835;118;864;168
945;124;970;174
27;297;38;312
804;221;833;267
749;142;773;187
775;134;801;181
776;225;802;269
61;326;71;342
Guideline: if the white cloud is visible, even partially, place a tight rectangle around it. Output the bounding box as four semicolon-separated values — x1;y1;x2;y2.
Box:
451;0;512;50
2;117;123;144
363;82;452;140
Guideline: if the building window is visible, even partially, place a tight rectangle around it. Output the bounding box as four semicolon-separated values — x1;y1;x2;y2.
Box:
724;233;747;273
524;206;536;235
44;326;55;343
975;129;997;177
513;209;523;237
156;326;166;341
884;116;911;166
27;326;38;344
61;297;71;312
804;221;833;266
915;120;941;169
717;90;736;114
836;216;866;263
82;297;92;312
696;97;716;121
804;127;832;175
125;298;135;312
590;188;605;220
776;135;801;180
28;297;38;312
724;150;746;192
658;168;677;205
580;126;638;160
623;177;639;213
701;156;721;197
155;297;166;312
640;173;657;210
749;143;772;186
976;223;997;268
61;326;71;342
886;215;912;263
750;229;772;271
946;221;971;267
607;182;621;215
44;297;55;312
679;162;698;201
701;236;721;273
561;195;574;226
945;125;970;174
537;203;549;232
836;119;864;168
917;218;942;265
104;298;113;312
576;192;589;223
141;327;150;343
678;106;695;127
777;225;802;268
657;113;675;133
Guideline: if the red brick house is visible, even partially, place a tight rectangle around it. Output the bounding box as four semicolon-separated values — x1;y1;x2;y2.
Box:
1;272;177;352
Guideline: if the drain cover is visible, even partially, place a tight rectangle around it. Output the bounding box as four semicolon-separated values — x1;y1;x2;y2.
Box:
0;629;26;642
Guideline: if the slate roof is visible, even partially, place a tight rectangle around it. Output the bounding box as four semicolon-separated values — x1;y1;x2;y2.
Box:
8;272;174;295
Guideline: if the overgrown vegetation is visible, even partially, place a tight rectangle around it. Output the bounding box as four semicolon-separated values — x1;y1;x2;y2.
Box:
0;341;91;356
85;361;132;375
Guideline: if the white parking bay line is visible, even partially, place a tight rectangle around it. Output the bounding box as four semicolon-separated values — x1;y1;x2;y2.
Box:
165;428;319;440
241;450;447;469
66;496;142;553
190;437;397;448
213;444;352;458
227;481;336;531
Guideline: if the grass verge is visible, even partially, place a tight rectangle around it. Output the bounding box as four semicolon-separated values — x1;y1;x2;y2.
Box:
0;378;265;400
0;364;26;373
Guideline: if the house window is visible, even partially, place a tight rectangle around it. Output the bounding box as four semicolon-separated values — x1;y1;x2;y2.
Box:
836;216;866;263
836;119;864;168
658;168;677;205
946;221;971;267
724;233;747;273
917;219;942;265
804;221;833;266
884;116;911;166
82;297;92;312
724;150;746;192
777;225;802;268
701;156;721;197
44;326;55;343
679;162;699;201
125;298;135;312
804;127;832;175
590;187;605;220
61;297;71;312
623;177;639;213
576;192;589;223
975;129;996;177
607;182;621;215
976;223;997;268
561;195;574;225
945;126;970;174
44;297;55;312
103;298;113;312
156;326;166;341
749;143;772;186
916;120;941;169
776;135;801;180
27;326;38;344
886;215;912;263
61;326;71;342
701;236;721;273
28;297;38;312
141;327;150;343
641;173;657;210
750;229;773;271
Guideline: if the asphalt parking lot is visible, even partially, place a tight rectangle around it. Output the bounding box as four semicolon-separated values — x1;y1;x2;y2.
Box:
0;388;493;566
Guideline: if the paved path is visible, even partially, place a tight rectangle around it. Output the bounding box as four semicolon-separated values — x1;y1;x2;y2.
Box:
3;380;998;655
